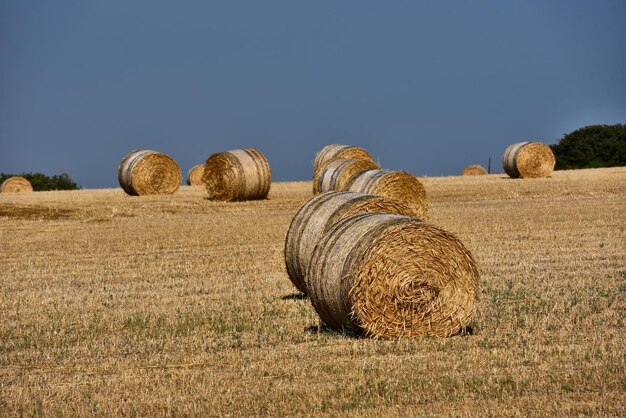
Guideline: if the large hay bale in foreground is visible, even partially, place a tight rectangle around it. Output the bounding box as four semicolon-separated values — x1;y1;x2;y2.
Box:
503;141;555;178
285;191;417;294
312;158;379;195
0;176;33;193
348;169;428;218
307;213;479;338
202;148;271;201
187;164;205;185
313;144;377;175
118;150;182;196
461;165;488;176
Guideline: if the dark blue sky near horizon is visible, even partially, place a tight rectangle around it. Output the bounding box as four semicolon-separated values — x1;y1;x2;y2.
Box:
1;1;625;188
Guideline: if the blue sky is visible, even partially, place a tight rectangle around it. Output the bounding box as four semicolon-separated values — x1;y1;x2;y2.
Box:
1;1;625;188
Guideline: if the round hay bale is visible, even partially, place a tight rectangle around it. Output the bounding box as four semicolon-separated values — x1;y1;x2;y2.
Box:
202;148;271;201
307;213;479;338
461;165;488;176
118;150;182;196
347;169;428;218
313;144;377;175
502;141;555;178
187;164;205;185
312;158;380;195
285;191;418;295
0;176;33;193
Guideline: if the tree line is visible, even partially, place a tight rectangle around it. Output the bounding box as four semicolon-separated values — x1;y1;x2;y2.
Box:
0;172;80;191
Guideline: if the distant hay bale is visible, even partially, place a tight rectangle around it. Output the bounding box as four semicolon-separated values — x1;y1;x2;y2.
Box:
187;164;205;185
285;191;417;295
202;148;271;201
118;150;182;196
312;158;380;195
503;141;555;178
307;213;479;338
0;176;33;193
313;144;378;175
348;169;428;218
461;165;488;176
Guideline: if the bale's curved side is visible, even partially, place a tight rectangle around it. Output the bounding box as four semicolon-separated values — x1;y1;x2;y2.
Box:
502;142;529;178
348;170;428;218
202;148;271;201
187;164;205;185
307;213;479;338
461;165;488;176
312;158;379;195
284;191;417;294
118;150;182;196
0;176;33;193
313;144;377;175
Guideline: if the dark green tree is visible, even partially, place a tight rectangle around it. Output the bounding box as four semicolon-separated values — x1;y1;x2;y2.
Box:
550;124;626;170
0;172;80;191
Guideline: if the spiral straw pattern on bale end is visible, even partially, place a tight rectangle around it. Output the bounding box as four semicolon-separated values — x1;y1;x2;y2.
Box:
313;144;378;175
202;148;271;201
118;150;182;196
461;165;488;176
0;176;33;193
348;169;428;219
503;141;555;178
312;158;380;195
187;164;205;185
307;213;479;338
285;191;418;295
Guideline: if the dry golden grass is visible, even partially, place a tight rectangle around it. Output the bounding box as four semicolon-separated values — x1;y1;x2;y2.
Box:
1;168;624;416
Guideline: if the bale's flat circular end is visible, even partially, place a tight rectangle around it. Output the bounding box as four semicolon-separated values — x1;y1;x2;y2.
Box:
502;141;555;178
0;176;33;193
461;165;488;176
202;148;271;201
118;150;182;196
348;170;428;218
307;213;479;339
313;144;378;175
312;158;379;194
187;164;205;185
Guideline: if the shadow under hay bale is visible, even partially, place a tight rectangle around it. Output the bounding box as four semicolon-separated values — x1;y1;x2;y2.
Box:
187;164;205;185
313;144;378;176
461;165;488;176
284;191;417;295
307;213;479;339
503;141;555;178
0;176;33;193
118;150;182;196
202;148;271;201
347;169;428;219
312;158;380;195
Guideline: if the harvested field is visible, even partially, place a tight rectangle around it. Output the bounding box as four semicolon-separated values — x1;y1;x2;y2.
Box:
1;167;625;416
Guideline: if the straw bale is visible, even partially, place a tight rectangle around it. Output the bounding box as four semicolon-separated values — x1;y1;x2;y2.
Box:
202;148;271;201
0;176;33;193
461;165;488;176
285;191;417;294
307;213;479;338
503;141;555;178
313;144;377;175
118;150;181;196
348;169;428;218
312;158;379;195
187;164;205;185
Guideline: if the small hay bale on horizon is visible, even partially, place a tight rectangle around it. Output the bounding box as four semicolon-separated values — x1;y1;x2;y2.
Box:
284;191;418;295
313;144;378;175
503;141;555;178
202;148;271;201
187;164;205;186
307;213;479;339
0;176;33;193
348;169;428;219
461;165;488;176
118;150;182;196
312;158;379;195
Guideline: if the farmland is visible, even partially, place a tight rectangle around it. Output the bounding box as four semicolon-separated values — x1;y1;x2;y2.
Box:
1;167;624;416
